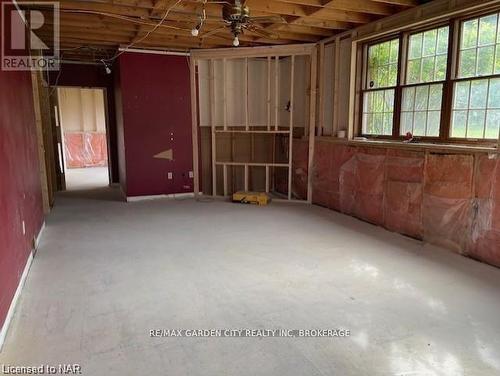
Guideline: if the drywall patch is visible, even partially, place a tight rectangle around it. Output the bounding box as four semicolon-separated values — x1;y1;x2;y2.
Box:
154;149;174;161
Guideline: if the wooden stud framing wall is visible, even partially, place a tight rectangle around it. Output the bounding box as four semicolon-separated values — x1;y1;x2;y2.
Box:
191;44;317;202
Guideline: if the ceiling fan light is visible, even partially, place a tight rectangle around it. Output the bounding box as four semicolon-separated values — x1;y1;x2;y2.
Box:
233;36;239;47
191;27;200;37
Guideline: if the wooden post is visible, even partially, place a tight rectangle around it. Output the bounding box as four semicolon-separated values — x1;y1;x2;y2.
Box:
244;164;249;191
223;164;228;196
265;165;270;193
288;56;295;200
318;43;325;137
333;37;341;135
222;58;227;130
274;56;279;131
307;49;318;203
267;56;271;131
245;57;249;131
31;70;50;214
209;59;217;196
190;57;200;196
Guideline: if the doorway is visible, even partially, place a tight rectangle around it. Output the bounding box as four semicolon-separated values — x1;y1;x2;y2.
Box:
57;87;110;190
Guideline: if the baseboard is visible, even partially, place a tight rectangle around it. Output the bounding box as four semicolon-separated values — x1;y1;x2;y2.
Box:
34;222;45;250
126;192;194;202
0;222;44;352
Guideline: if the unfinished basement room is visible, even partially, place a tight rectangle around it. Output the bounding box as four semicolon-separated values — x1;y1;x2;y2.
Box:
1;0;500;374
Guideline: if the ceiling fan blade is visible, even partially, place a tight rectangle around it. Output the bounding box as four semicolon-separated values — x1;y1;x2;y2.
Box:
248;15;287;24
201;26;227;39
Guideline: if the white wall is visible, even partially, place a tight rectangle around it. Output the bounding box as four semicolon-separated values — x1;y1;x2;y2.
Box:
58;87;106;133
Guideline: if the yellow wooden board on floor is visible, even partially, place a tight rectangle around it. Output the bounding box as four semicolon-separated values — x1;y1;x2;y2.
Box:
232;191;270;206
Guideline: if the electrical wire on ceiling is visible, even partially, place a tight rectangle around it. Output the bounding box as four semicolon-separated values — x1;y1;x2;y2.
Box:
106;0;185;62
60;9;190;32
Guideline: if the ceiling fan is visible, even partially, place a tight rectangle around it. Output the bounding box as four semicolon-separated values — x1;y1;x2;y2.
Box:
191;0;286;46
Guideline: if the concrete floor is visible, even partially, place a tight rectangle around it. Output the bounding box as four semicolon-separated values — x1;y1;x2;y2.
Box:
64;167;109;191
1;187;500;375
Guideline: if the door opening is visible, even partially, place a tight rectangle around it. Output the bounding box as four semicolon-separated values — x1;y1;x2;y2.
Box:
57;87;110;190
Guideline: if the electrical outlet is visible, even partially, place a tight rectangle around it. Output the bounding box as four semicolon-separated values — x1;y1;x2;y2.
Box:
188;171;194;178
22;220;26;235
168;172;173;180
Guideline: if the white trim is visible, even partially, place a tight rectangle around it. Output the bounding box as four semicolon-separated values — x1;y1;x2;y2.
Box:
118;47;190;57
0;251;33;351
34;222;45;250
0;222;44;351
126;192;195;202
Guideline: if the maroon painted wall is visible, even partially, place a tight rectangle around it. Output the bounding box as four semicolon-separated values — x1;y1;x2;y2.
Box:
48;63;119;183
0;68;44;330
291;139;500;269
115;53;193;197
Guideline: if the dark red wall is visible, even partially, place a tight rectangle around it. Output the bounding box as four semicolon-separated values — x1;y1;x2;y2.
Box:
116;53;193;197
48;63;118;183
0;69;44;330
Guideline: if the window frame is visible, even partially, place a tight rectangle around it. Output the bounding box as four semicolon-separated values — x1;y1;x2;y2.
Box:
357;9;500;146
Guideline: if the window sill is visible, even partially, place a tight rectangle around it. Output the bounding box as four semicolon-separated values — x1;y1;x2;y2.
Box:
315;136;499;154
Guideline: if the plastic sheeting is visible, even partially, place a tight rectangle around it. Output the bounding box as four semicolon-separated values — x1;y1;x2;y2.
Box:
64;132;108;168
339;149;386;224
422;154;474;253
384;150;424;239
306;140;500;268
469;155;500;267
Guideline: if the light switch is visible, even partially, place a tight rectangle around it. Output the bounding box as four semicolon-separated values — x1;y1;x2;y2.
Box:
168;172;173;180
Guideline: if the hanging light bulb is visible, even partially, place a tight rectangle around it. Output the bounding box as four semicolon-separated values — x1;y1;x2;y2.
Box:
232;36;239;47
191;24;200;36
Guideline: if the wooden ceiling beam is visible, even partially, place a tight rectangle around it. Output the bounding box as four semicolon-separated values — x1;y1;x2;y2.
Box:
273;23;333;36
371;0;417;6
31;0;420;58
274;0;396;16
245;0;375;23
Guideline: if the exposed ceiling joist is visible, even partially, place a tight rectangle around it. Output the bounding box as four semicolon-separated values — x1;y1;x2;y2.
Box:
26;0;421;61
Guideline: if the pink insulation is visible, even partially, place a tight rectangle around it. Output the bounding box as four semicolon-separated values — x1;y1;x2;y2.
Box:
384;150;424;239
423;154;474;253
339;150;386;224
312;142;355;210
469;155;500;267
64;132;108;168
306;139;500;269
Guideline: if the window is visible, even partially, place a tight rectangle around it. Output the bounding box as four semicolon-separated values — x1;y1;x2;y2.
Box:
359;9;500;144
451;13;500;139
401;26;449;137
362;38;399;135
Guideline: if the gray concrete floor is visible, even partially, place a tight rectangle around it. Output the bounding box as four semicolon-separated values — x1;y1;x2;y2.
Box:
1;187;500;375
